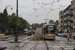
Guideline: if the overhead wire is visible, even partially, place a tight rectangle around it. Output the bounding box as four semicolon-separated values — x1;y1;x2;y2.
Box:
20;0;61;17
19;0;64;18
35;0;54;17
33;0;38;17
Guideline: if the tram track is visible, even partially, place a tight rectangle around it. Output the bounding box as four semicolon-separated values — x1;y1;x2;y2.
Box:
29;37;40;50
17;36;35;50
44;40;49;50
17;34;41;50
44;39;64;50
53;40;64;50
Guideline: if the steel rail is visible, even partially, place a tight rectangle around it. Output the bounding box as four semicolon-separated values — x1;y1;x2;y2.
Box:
29;37;40;50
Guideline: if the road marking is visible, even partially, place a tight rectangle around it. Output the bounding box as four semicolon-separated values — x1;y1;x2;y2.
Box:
39;41;43;43
22;40;29;42
19;40;22;41
59;41;65;43
30;41;34;43
46;41;49;43
0;41;8;43
53;46;60;48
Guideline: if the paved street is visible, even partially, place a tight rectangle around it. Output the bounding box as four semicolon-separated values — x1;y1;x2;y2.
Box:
0;35;75;50
1;0;75;50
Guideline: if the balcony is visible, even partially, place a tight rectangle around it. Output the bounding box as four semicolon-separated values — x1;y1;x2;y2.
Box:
64;29;67;32
67;22;70;24
60;16;63;18
59;19;63;21
64;23;67;26
67;23;73;29
64;17;68;21
63;11;69;16
71;17;73;20
68;12;73;16
73;16;75;19
60;24;63;27
71;23;73;26
70;5;73;11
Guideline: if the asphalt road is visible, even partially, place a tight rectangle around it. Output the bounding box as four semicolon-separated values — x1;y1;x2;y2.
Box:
0;36;75;50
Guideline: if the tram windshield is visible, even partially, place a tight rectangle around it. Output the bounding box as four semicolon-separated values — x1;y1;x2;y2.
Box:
47;27;54;34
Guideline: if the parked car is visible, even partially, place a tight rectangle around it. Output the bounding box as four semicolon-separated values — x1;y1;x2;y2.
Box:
57;33;63;36
24;29;28;35
62;33;67;37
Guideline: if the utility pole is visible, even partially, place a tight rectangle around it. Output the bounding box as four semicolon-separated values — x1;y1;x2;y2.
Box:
15;0;18;42
5;8;8;36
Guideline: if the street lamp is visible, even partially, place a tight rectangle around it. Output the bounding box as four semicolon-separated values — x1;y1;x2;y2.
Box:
15;0;18;42
6;5;13;10
5;5;13;36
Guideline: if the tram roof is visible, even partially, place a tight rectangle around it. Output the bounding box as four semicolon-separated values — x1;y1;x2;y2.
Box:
43;24;55;26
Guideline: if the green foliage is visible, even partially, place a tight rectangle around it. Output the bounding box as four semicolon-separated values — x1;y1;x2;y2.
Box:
32;23;46;29
8;13;16;31
0;9;30;34
49;19;54;24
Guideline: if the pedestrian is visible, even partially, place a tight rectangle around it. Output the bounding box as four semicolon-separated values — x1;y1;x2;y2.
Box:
32;30;35;35
67;31;71;44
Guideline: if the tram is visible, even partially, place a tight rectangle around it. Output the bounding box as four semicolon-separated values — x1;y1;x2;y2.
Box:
42;24;56;40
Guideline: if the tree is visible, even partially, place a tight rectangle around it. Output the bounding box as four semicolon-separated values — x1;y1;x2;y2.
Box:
0;13;3;23
32;23;46;30
32;23;40;29
39;23;46;27
0;13;5;32
8;13;16;33
8;13;30;34
3;9;8;24
54;20;59;33
49;19;54;24
0;9;30;35
56;20;59;25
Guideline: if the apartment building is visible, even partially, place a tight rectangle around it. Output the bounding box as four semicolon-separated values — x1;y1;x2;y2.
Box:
72;0;75;36
59;0;75;36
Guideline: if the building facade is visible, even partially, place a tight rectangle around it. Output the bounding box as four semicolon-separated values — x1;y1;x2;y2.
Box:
71;0;75;36
59;0;75;36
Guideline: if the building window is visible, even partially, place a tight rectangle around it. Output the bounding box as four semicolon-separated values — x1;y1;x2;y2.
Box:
74;16;75;19
74;9;75;12
74;28;75;32
74;21;75;25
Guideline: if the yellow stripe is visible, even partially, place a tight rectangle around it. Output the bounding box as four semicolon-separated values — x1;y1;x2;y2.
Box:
46;34;55;37
0;34;4;36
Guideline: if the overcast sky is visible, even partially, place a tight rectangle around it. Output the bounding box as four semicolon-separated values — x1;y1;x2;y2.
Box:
0;0;72;24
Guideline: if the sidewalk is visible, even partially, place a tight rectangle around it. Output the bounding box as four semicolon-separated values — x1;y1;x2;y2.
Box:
0;35;34;43
70;36;75;43
0;35;34;50
0;35;9;39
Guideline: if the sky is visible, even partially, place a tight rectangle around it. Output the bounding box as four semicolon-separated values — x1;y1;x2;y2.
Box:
0;0;72;24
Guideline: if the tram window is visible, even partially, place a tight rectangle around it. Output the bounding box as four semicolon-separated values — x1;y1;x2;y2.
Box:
48;27;54;31
46;30;48;33
50;30;55;34
43;30;44;34
47;27;54;34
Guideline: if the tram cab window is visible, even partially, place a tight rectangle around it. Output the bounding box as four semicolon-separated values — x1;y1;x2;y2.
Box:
47;27;54;34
